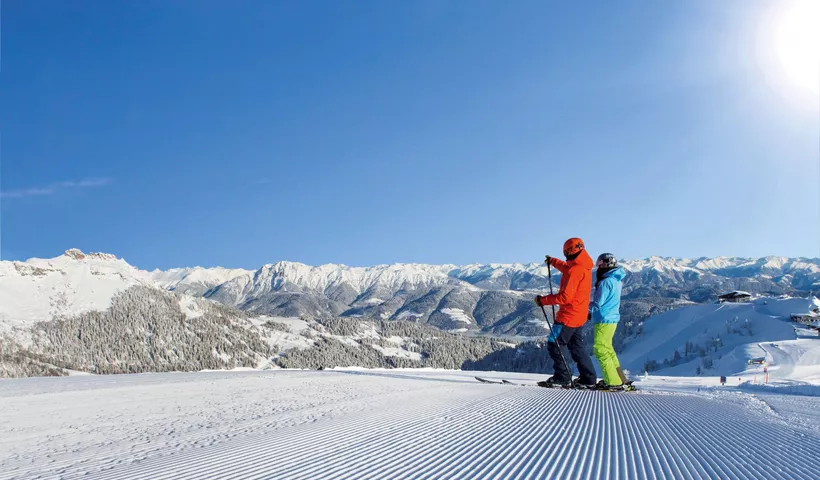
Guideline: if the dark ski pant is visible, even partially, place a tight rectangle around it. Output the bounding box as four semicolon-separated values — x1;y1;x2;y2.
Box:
548;323;597;384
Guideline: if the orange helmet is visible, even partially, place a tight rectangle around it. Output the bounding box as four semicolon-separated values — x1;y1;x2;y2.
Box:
563;237;585;257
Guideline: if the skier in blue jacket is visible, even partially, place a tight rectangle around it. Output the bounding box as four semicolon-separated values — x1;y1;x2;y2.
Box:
589;253;630;389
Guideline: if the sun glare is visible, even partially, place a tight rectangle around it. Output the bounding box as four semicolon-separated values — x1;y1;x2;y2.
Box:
764;0;820;104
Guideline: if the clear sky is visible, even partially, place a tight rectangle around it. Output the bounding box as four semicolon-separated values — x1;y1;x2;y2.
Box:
2;0;818;270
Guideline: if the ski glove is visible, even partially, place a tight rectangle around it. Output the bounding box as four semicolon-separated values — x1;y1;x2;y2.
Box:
534;295;546;306
544;255;552;265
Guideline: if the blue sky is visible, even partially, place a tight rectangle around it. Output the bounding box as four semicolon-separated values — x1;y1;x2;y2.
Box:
2;1;818;269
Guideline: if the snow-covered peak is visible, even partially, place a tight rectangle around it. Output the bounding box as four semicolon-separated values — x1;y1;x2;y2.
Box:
9;248;139;276
63;248;86;260
689;256;745;270
197;255;820;304
255;260;459;294
0;251;259;334
59;248;121;263
4;250;819;336
759;256;791;270
620;256;699;274
202;260;469;308
87;252;119;261
0;250;153;332
151;266;253;295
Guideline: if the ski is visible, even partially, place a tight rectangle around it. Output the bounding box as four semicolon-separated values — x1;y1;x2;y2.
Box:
474;376;571;389
475;376;640;392
475;377;538;386
474;376;503;384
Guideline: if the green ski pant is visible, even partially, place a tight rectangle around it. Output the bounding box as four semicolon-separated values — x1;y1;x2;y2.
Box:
593;323;622;386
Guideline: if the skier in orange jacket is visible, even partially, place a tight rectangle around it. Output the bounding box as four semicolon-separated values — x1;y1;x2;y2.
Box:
534;237;598;388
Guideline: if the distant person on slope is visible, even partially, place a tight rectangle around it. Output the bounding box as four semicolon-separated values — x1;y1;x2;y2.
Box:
589;253;631;390
534;237;598;388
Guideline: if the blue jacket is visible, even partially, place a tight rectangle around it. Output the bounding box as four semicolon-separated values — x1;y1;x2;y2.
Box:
589;267;625;324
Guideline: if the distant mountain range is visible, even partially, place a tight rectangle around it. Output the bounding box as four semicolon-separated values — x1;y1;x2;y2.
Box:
150;255;820;335
1;249;818;378
2;250;818;338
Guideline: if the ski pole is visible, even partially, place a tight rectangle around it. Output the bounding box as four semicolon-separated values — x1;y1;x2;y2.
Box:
544;263;572;381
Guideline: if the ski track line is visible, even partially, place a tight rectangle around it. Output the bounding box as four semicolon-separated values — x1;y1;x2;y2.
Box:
0;380;452;478
3;380;448;475
84;389;492;480
397;389;559;479
302;389;820;480
658;392;804;480
4;385;820;480
265;389;528;479
631;392;815;480
628;393;751;479
471;393;562;480
653;394;751;479
427;391;564;480
176;387;509;480
13;385;504;480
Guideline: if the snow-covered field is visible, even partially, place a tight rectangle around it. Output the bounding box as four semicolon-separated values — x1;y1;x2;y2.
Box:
2;369;819;480
618;297;816;375
3;252;820;478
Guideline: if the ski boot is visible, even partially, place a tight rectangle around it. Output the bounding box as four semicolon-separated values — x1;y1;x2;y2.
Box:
537;376;571;388
571;377;598;390
596;380;637;392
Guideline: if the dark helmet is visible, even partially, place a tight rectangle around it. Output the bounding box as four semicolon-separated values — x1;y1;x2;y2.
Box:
596;253;618;269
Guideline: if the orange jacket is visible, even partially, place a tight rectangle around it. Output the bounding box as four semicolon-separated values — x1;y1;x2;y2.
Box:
539;249;594;328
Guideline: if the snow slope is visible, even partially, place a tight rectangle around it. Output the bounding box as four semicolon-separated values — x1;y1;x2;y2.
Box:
618;297;809;376
0;370;818;480
0;250;153;333
742;338;820;390
0;249;256;342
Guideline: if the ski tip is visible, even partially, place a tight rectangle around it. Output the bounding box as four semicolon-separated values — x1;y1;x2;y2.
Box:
474;376;498;384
